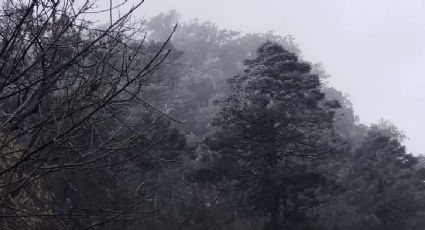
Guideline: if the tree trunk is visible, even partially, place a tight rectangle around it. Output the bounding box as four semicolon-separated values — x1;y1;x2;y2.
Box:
266;197;281;230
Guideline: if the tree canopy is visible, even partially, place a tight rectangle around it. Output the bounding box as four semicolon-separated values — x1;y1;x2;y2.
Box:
0;5;424;230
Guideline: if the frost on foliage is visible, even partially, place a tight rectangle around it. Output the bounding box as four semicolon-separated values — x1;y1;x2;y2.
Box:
207;41;340;223
266;99;275;109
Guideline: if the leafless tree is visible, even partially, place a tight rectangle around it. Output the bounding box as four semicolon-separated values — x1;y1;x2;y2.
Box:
0;0;176;229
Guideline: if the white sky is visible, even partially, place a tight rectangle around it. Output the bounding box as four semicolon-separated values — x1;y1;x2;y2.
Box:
96;0;425;154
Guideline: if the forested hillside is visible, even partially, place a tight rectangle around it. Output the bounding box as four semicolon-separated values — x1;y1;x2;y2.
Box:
0;2;424;230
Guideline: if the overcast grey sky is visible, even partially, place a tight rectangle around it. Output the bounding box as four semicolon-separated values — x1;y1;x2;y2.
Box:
97;0;425;154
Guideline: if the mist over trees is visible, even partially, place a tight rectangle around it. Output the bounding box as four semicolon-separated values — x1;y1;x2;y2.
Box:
0;3;424;230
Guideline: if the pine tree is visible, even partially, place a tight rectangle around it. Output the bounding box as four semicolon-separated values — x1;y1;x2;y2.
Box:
205;42;340;229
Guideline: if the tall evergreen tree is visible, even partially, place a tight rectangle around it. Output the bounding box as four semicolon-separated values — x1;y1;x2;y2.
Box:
205;42;340;229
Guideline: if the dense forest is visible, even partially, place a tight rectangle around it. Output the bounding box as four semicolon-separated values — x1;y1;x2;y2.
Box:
1;1;425;230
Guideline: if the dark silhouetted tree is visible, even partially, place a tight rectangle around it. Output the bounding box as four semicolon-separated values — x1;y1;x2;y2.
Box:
204;42;340;229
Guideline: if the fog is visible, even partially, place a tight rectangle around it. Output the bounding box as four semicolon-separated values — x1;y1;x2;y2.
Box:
4;1;425;229
123;0;425;154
